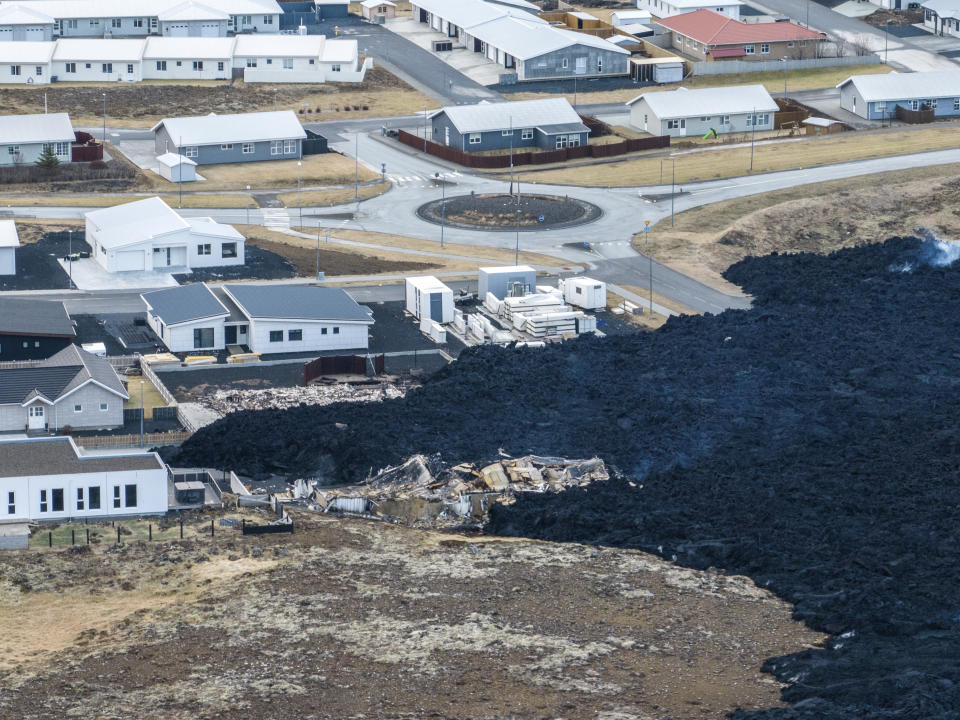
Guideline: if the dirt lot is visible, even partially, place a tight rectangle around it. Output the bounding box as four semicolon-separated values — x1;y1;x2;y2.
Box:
0;509;822;719
0;68;433;128
0;226;85;291
637;163;960;291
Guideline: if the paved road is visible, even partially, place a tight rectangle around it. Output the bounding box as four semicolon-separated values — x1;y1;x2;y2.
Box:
750;0;959;71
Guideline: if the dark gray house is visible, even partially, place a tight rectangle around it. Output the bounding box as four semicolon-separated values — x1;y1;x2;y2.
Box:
151;110;306;165
0;298;76;361
430;98;590;153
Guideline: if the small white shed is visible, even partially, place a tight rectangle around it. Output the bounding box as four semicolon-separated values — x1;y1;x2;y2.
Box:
0;220;19;276
405;275;454;324
361;0;396;21
478;266;537;300
562;277;606;310
156;152;197;183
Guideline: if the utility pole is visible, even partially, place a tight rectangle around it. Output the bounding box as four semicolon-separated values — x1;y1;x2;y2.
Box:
749;106;756;172
297;160;302;227
782;57;788;97
67;229;73;289
139;380;144;448
509;115;514;195
354;133;359;201
178;135;183;208
573;76;577;110
643;221;653;313
885;19;891;64
102;92;106;142
245;185;250;226
316;225;321;279
435;172;445;248
515;174;520;265
670;158;675;228
423;106;427;153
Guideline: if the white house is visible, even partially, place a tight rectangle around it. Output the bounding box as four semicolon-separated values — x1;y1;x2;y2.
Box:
0;220;19;275
155;152;197;182
233;34;371;83
0;112;73;167
0;40;55;84
0;4;55;41
627;84;778;137
142;282;232;352
52;38;145;82
85;196;245;273
923;0;960;37
0;345;128;432
0;436;168;523
142;36;234;80
635;0;742;20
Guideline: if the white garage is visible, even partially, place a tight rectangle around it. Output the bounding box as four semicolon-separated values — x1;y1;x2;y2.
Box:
167;23;189;36
0;29;11;40
24;27;45;40
115;250;146;272
200;23;219;36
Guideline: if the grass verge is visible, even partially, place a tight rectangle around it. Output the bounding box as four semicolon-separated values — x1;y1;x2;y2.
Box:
277;181;391;208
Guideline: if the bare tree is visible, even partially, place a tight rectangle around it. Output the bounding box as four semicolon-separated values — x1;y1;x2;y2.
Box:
850;34;875;56
832;35;849;57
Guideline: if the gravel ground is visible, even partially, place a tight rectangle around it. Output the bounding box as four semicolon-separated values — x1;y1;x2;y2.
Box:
417;193;601;232
0;231;84;291
174;245;296;284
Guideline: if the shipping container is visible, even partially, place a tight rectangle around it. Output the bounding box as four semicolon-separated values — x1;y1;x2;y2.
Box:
478;265;536;300
405;275;454;323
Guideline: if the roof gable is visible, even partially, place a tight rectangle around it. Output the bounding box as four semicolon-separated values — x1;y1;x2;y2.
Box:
435;98;588;134
654;8;823;44
0;297;75;338
85;197;189;250
142;282;230;326
0;113;74;145
838;70;960;101
151;110;307;146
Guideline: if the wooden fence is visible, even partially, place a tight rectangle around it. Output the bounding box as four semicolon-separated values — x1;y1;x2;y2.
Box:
397;129;669;169
75;430;192;449
303;353;384;385
895;104;935;124
141;360;179;406
0;354;137;370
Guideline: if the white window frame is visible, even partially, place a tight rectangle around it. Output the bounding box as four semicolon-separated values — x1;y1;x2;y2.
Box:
744;44;755;55
283;139;297;154
270;140;283;155
102;63;112;74
10;65;20;76
193;61;204;71
36;65;43;76
264;14;274;24
7;145;20;155
99;402;108;411
282;58;294;70
73;404;82;413
217;61;224;71
561;57;568;69
112;18;122;28
288;329;303;341
242;143;254;154
720;115;730;125
666;118;686;130
468;134;482;145
760;43;770;54
127;63;133;74
220;143;233;150
65;62;76;73
331;64;341;72
246;58;257;68
156;60;167;71
197;243;211;255
183;146;198;158
521;128;533;140
133;18;144;28
954;98;960;111
502;129;513;136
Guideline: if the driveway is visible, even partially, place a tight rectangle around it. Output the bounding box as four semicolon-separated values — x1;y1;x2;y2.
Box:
385;17;506;87
57;258;178;291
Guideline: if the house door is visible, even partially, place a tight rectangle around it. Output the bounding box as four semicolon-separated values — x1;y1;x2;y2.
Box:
225;325;237;345
575;56;587;74
28;405;45;430
429;292;443;321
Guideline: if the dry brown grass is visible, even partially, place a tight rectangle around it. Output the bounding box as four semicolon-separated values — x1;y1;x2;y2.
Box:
277;181;391;208
0;193;250;208
12;218;84;244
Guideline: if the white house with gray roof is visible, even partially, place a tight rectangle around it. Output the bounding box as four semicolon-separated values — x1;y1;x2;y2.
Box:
922;0;960;38
430;98;590;152
0;3;54;41
627;84;777;137
0;112;73;166
0;436;168;524
837;70;960;120
142;282;232;353
411;0;629;81
152;110;306;165
0;220;19;276
0;345;128;432
86;197;244;273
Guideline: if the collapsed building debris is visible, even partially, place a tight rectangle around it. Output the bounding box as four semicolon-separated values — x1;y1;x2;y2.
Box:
196;381;411;416
298;454;609;528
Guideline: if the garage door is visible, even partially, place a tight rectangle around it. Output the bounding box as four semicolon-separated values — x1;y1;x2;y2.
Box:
24;28;45;40
200;23;219;37
0;29;12;41
167;23;188;37
115;250;144;272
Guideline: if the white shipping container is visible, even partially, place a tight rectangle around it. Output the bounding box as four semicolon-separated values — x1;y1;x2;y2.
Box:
405;275;454;323
478;265;536;300
562;277;607;310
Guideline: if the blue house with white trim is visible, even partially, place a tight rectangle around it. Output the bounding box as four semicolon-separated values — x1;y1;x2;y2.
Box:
837;70;960;120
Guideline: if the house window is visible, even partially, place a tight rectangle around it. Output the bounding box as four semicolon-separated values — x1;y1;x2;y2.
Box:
112;18;122;28
134;18;144;28
283;140;296;154
184;146;198;158
720;115;730;124
76;488;84;511
222;242;237;258
66;63;76;73
7;491;14;515
667;119;686;129
908;100;919;110
8;145;19;155
747;113;770;126
700;116;711;121
321;327;327;335
502;129;513;136
288;329;303;341
102;63;113;74
40;489;47;513
875;102;886;113
52;488;64;512
221;144;233;150
193;61;204;71
85;63;91;69
309;59;315;65
66;19;77;29
954;98;960;111
521;128;533;140
787;41;794;47
198;243;211;255
99;402;108;411
264;15;274;24
331;64;341;72
150;18;157;29
113;486;121;509
760;43;770;54
266;58;273;65
242;143;254;154
36;66;43;76
468;134;481;144
217;61;224;71
156;60;167;71
90;19;99;27
242;15;251;25
176;61;182;67
125;484;137;508
269;330;283;342
744;44;755;55
10;66;20;76
597;58;603;72
73;404;82;413
88;487;101;510
127;64;134;74
333;327;340;334
193;327;214;348
283;58;293;69
271;140;283;155
691;40;699;50
561;57;568;69
246;58;257;67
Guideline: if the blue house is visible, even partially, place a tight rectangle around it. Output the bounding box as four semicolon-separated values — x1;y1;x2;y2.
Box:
152;110;306;165
430;98;590;153
837;70;960;121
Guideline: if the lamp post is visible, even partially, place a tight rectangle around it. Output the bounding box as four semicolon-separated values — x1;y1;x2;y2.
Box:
102;92;106;143
781;57;788;97
885;19;891;65
354;133;359;202
423;106;427;153
644;220;652;314
435;172;445;248
515;174;521;265
749;106;756;172
67;229;73;290
297;160;302;227
508;114;514;195
668;157;676;228
245;185;250;226
316;225;321;280
139;380;144;448
573;75;577;110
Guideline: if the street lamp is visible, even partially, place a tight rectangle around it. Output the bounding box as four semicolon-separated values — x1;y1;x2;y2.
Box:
781;57;788;97
749;106;756;172
667;157;676;228
885;19;891;65
435;172;445;248
297;160;302;227
139;380;144;448
245;185;251;226
508;114;514;195
515;174;521;265
101;92;106;143
354;133;359;202
67;229;73;290
423;106;428;153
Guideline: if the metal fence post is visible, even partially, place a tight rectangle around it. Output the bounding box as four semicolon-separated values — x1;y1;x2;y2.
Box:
48;531;52;547
117;526;121;545
180;517;184;539
71;529;75;545
211;519;214;537
149;524;152;541
86;528;90;544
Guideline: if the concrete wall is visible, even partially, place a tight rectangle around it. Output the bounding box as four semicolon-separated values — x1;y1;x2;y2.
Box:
144;56;231;80
520;45;629;81
0;247;14;276
0;24;54;41
155;126;302;165
2;466;168;521
0;335;73;361
246;318;369;354
670;33;822;62
0;140;70;167
0;61;51;84
53;58;143;82
692;54;876;75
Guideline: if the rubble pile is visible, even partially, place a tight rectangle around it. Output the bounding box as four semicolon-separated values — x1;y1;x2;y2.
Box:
309;454;608;527
197;381;410;415
175;236;960;719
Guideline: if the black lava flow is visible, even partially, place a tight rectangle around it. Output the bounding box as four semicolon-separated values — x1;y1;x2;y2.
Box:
172;236;960;718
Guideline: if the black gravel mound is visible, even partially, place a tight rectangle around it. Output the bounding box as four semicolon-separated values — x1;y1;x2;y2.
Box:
173;245;296;283
416;193;601;231
173;236;960;718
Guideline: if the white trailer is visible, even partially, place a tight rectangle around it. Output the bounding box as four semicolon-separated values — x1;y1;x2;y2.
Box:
478;265;536;300
404;275;454;324
561;277;606;310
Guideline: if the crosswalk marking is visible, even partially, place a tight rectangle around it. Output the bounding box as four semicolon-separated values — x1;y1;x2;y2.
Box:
387;172;460;187
262;210;290;229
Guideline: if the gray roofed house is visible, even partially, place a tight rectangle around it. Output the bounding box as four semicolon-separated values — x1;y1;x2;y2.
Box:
430;98;590;153
627;84;778;137
0;297;76;361
0;112;74;167
0;345;128;433
837;70;960;120
141;282;231;353
0;436;164;478
151;110;306;165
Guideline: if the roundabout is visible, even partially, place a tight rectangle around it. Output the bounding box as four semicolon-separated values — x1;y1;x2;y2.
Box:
415;192;602;232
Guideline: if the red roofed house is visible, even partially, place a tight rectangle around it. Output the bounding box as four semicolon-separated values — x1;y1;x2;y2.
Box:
653;9;826;61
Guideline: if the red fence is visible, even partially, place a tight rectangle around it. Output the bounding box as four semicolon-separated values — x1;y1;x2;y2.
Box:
72;131;103;162
397;129;669;169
